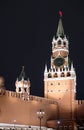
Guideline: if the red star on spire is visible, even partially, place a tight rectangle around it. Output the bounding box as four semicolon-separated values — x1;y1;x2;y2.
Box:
59;11;62;17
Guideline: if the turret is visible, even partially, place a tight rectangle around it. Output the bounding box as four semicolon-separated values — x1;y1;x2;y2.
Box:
44;64;48;73
71;62;74;72
44;64;48;79
15;66;30;96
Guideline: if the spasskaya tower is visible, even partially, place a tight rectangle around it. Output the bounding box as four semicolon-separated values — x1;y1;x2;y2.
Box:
44;11;76;119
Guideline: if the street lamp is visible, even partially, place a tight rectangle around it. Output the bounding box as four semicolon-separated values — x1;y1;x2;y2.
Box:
57;120;60;130
37;109;45;130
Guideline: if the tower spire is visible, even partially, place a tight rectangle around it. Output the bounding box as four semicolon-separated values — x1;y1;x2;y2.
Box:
19;66;26;80
56;11;65;37
71;62;74;71
44;64;48;73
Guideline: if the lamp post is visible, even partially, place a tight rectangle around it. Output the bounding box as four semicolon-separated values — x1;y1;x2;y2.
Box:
57;120;60;130
37;109;45;130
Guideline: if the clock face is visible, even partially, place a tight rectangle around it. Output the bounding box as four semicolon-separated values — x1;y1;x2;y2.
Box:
54;57;65;67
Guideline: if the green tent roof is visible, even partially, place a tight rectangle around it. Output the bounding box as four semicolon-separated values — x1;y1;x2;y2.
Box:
56;18;65;37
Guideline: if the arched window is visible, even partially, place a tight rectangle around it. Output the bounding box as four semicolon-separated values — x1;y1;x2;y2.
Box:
58;40;61;45
54;73;58;78
61;72;65;77
63;41;66;47
48;73;52;78
67;72;71;77
19;88;21;92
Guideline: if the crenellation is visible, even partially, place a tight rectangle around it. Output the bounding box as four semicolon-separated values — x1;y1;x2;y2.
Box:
78;100;84;105
4;90;58;106
44;67;76;79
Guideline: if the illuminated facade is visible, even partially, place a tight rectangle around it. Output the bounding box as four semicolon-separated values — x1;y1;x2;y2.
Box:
44;12;84;128
0;13;84;129
44;13;76;120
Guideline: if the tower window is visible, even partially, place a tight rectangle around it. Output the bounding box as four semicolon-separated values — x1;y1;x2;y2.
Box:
51;83;53;85
67;72;71;77
61;72;65;77
63;41;66;46
19;88;21;92
58;40;61;45
48;73;52;78
54;73;58;78
58;82;60;85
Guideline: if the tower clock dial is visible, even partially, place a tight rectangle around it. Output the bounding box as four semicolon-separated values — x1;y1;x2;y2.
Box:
54;57;65;67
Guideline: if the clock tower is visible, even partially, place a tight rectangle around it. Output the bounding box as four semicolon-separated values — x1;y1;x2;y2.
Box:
44;12;76;119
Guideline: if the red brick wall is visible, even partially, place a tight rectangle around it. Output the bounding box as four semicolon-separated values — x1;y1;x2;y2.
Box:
0;91;57;126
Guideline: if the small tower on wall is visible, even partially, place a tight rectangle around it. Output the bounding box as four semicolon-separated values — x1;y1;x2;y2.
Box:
44;11;76;119
15;66;30;99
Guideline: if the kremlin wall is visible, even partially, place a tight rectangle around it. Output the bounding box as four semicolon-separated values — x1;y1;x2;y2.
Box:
0;90;58;127
0;13;84;129
0;86;84;129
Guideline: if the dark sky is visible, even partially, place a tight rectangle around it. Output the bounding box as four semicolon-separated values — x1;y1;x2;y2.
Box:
0;0;84;99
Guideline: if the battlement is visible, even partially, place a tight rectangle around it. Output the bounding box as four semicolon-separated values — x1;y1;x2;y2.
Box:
2;90;58;105
78;100;84;105
44;68;76;79
0;90;58;127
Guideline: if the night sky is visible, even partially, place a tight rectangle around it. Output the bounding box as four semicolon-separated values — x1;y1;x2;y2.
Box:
0;0;84;99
